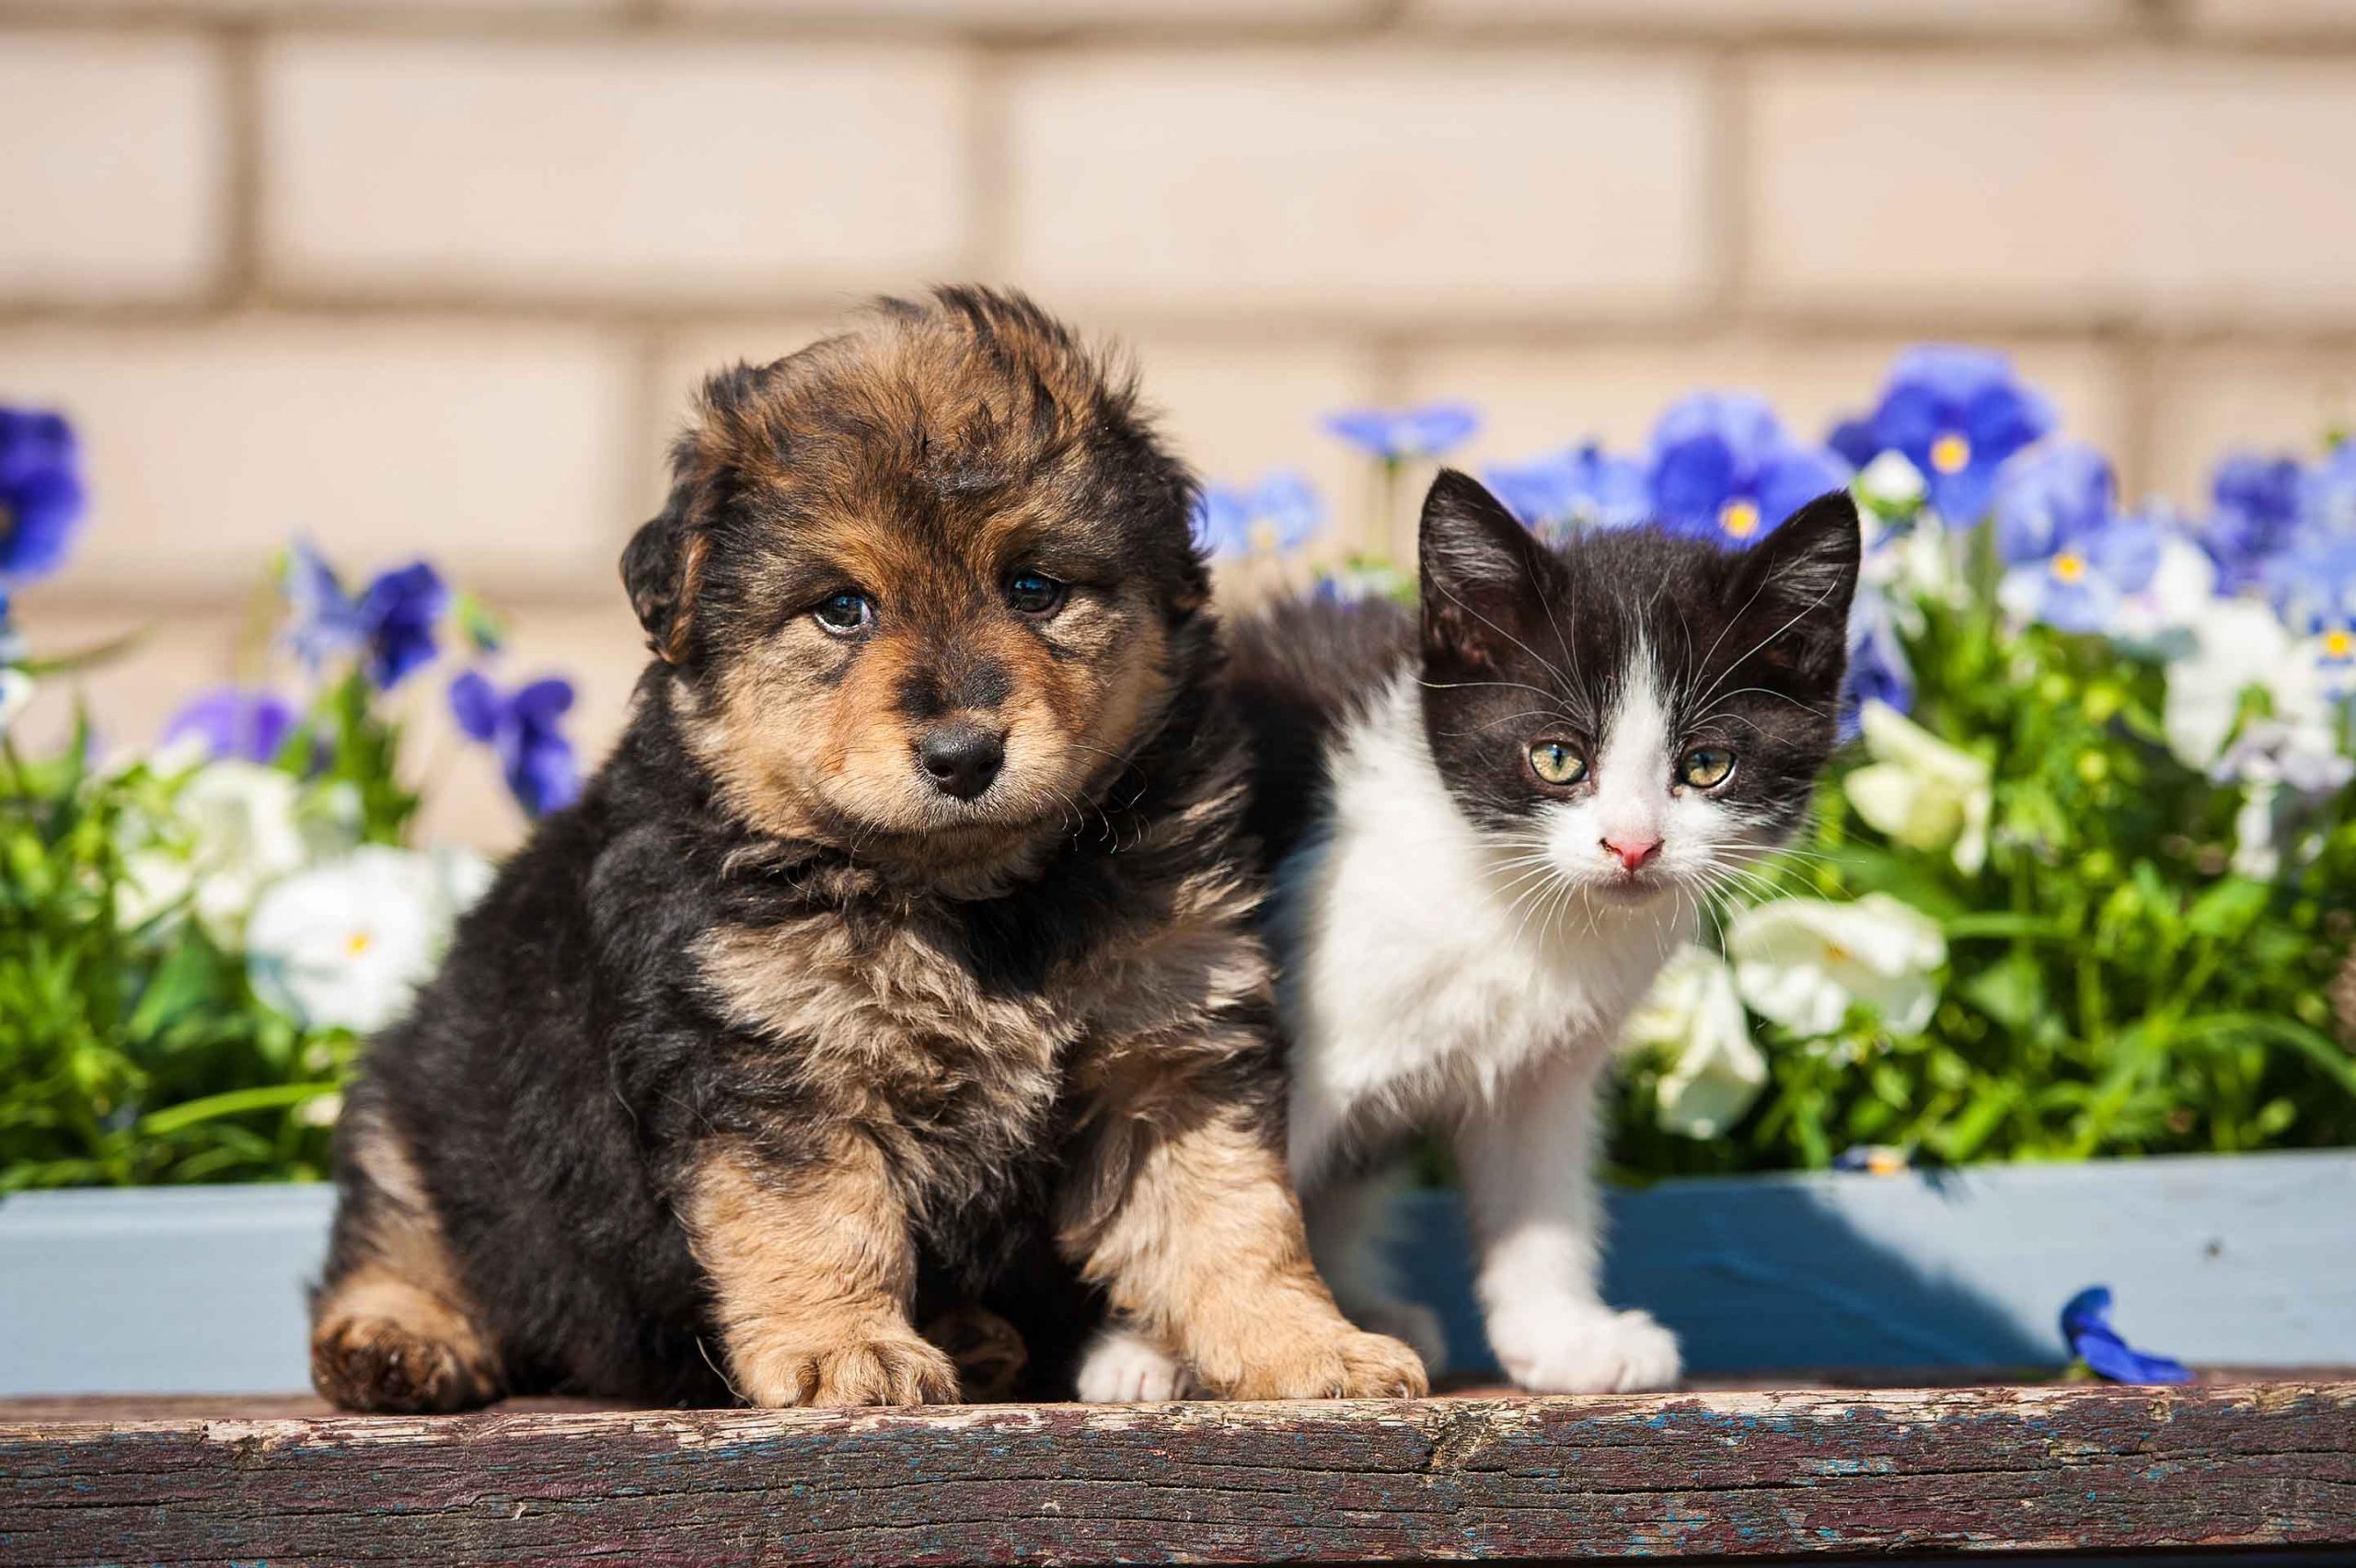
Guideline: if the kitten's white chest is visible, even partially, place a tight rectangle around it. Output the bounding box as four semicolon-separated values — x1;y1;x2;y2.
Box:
1273;678;1687;1180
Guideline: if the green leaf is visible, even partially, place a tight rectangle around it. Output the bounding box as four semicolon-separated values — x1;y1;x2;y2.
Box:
135;1082;338;1136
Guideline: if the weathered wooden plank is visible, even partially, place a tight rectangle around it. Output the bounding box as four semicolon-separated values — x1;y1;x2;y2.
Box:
3;1384;2350;1567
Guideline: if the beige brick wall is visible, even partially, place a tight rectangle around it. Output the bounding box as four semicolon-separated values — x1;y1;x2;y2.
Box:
6;0;2354;847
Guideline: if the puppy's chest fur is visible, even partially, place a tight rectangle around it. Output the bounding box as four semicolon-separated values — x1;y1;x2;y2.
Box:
693;850;1265;1218
698;903;1073;1176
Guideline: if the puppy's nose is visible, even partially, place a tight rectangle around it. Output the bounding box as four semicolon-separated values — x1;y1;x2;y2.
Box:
918;724;1006;801
1602;834;1662;873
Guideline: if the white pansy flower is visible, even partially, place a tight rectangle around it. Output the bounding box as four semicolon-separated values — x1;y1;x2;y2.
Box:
2164;598;2327;772
2213;719;2355;881
1856;450;1927;514
0;668;32;736
1729;893;1946;1039
246;845;491;1034
1623;945;1766;1138
116;761;309;941
2108;534;2219;659
1842;701;1992;873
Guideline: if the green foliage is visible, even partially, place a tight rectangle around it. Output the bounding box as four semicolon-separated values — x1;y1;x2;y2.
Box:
0;668;413;1193
1610;590;2356;1176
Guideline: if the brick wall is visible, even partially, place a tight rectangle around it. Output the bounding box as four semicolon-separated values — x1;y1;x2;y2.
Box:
7;0;2356;845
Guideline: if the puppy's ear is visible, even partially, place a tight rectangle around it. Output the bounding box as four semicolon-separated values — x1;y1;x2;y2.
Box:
1729;489;1861;690
622;482;711;665
1419;468;1560;674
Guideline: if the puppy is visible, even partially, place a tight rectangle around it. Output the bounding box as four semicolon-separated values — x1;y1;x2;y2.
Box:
307;288;1426;1411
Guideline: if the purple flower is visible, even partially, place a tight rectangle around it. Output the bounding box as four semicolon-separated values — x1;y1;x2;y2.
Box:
1993;445;2158;634
2200;453;2304;594
1646;392;1850;548
450;669;580;818
0;407;88;585
1849;346;2055;526
2267;535;2356;684
1322;401;1481;462
1251;468;1324;552
2299;438;2356;539
2061;1286;2191;1385
1484;442;1651;539
1190;484;1254;559
1841;592;1914;743
161;686;299;766
1189;469;1325;559
284;541;449;690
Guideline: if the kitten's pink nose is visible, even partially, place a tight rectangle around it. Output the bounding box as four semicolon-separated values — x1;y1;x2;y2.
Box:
1602;835;1662;873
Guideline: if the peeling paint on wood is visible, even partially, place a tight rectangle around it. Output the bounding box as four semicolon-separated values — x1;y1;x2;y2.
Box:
2;1383;2350;1565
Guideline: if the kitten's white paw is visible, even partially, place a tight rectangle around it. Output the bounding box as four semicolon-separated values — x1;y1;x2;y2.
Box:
1345;1297;1451;1376
1074;1327;1192;1403
1490;1304;1681;1394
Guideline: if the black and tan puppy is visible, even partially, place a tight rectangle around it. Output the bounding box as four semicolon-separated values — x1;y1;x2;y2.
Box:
308;288;1426;1412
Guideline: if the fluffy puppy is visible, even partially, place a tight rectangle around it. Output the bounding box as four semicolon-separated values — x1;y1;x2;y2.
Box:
308;287;1426;1412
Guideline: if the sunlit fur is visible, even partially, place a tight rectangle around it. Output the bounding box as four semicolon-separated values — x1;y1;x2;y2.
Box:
1075;470;1859;1398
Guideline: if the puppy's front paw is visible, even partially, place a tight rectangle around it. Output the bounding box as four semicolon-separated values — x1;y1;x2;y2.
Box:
312;1310;498;1414
1075;1326;1194;1402
1216;1326;1429;1401
736;1332;961;1408
1490;1304;1680;1394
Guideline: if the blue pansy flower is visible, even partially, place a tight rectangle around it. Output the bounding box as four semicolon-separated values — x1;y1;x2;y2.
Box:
1826;415;1883;471
1189;484;1255;559
2268;533;2356;699
1190;469;1326;559
0;406;88;585
1251;468;1323;552
1646;392;1849;548
2200;453;2304;594
449;669;580;819
162;686;299;766
1993;444;2159;634
1484;442;1651;540
2061;1286;2191;1385
284;540;449;690
1841;591;1915;742
1853;346;2055;526
2299;438;2356;539
1322;401;1481;462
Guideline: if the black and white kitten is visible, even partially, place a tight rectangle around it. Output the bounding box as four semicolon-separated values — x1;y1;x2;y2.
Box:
1080;469;1859;1397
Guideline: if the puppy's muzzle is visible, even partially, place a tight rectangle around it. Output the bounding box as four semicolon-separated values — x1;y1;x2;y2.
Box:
918;723;1006;801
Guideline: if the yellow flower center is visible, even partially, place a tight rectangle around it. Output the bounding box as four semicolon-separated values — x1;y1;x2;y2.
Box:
1822;941;1850;963
2327;628;2354;660
2050;550;2088;584
1930;432;1971;475
345;928;374;958
1719;497;1761;539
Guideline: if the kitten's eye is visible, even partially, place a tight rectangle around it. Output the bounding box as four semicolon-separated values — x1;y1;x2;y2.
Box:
1679;746;1736;789
813;591;872;636
1006;571;1066;617
1528;741;1588;786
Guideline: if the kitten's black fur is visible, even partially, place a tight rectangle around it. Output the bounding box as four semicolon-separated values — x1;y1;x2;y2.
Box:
1227;469;1860;863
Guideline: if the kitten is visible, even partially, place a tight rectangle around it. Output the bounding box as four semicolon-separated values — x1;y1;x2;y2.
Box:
1079;469;1857;1399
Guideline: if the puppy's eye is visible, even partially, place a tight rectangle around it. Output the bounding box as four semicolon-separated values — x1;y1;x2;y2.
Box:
1528;741;1587;786
1679;746;1736;789
1006;571;1066;618
813;592;872;636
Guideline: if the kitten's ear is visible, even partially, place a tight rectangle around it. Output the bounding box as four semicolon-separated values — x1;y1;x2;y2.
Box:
1419;468;1559;672
1731;489;1862;687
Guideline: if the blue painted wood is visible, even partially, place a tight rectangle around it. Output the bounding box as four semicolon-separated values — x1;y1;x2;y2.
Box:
3;1148;2350;1394
1398;1147;2356;1377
